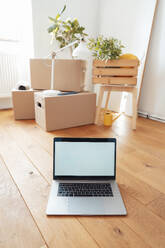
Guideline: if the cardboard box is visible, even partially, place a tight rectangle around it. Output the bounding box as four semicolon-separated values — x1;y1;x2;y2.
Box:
12;89;38;120
30;59;86;91
34;92;96;131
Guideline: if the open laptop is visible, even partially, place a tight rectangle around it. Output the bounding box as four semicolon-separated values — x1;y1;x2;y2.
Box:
46;137;127;215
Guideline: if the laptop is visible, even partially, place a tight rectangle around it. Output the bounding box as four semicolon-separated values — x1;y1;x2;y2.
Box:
46;137;127;215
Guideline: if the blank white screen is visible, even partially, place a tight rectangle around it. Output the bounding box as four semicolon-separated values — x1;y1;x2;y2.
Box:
54;142;115;176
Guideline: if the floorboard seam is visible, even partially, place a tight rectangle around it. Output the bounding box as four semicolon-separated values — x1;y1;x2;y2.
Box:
119;217;152;248
0;153;50;248
76;218;102;248
5;125;51;185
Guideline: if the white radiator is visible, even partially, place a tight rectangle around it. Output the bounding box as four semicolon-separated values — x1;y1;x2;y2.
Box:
0;53;18;97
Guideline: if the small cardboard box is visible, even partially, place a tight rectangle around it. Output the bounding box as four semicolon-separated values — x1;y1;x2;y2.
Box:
34;92;96;131
12;89;38;120
30;59;86;91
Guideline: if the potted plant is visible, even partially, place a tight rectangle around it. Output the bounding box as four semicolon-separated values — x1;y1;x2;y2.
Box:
47;5;88;56
87;35;124;61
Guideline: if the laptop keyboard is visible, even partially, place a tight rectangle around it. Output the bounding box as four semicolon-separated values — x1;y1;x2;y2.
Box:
57;183;113;197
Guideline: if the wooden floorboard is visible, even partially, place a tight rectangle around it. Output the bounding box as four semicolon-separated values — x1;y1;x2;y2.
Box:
147;195;165;221
0;156;46;248
121;193;165;248
117;167;163;205
0;126;99;248
0;109;165;248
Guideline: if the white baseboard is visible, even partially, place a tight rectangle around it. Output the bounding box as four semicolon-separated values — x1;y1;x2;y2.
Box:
138;111;165;123
0;97;13;109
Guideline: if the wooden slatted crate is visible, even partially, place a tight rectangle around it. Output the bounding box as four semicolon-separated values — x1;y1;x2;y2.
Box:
92;59;139;85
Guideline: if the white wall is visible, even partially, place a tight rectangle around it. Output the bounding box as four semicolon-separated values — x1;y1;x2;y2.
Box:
0;98;12;110
0;0;33;109
31;0;100;58
97;0;157;113
139;0;165;120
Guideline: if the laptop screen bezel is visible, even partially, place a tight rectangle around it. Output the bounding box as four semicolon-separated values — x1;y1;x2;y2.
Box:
53;137;116;180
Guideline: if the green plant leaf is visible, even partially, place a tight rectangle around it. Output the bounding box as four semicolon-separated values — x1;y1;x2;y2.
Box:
55;13;60;20
53;27;59;33
60;4;66;15
48;16;56;22
47;24;57;33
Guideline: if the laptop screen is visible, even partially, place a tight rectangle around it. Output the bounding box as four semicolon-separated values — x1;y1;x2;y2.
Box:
53;138;116;180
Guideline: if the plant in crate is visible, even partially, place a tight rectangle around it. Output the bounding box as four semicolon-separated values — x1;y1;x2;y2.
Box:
87;35;124;61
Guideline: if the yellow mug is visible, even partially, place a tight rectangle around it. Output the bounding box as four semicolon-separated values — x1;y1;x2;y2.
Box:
104;112;113;126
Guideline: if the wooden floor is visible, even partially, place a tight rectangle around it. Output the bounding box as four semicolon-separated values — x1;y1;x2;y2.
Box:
0;109;165;248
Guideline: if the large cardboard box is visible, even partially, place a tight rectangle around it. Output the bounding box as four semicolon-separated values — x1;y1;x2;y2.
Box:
34;92;96;131
12;89;38;120
30;59;86;91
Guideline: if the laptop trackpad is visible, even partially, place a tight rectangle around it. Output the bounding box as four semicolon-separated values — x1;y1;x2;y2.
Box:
68;198;106;214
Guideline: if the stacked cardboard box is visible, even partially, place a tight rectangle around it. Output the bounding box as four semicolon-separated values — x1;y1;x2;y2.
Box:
30;59;86;91
12;59;96;130
12;89;38;120
35;91;96;131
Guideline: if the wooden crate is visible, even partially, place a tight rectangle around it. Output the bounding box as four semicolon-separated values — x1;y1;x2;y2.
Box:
92;59;139;85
